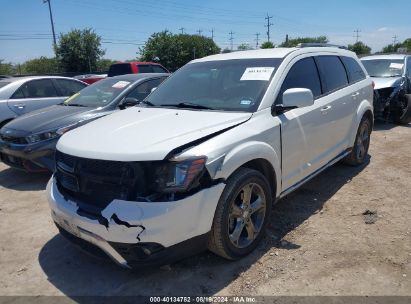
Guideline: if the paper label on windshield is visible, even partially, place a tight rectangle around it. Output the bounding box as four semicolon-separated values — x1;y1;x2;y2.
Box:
390;63;404;70
240;67;275;81
112;81;130;88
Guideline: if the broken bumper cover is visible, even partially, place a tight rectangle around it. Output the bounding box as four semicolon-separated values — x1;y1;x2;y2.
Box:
47;176;225;268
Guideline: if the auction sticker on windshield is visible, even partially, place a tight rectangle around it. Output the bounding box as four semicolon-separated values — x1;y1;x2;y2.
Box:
112;81;130;88
240;67;275;81
389;63;404;70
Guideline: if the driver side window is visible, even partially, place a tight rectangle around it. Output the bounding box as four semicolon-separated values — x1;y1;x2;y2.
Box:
276;57;322;104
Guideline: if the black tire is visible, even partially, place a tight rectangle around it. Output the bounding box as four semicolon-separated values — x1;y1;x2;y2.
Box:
343;116;372;166
392;94;411;124
208;167;272;260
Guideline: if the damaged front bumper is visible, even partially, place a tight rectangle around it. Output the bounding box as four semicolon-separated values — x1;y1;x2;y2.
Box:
47;176;225;268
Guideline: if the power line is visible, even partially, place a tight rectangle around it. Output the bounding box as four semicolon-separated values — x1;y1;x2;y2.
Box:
265;14;273;42
353;29;361;43
229;31;234;51
255;33;260;49
43;0;57;49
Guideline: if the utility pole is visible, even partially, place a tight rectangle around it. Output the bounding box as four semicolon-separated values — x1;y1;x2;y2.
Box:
43;0;57;50
392;35;398;45
197;29;203;36
210;28;215;41
265;14;273;42
229;31;234;51
353;29;361;43
179;27;185;34
255;33;260;49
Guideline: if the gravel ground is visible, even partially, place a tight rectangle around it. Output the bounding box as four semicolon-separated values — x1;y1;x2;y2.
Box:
0;122;410;298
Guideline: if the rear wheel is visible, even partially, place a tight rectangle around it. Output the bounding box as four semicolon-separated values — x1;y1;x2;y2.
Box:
392;94;411;124
208;168;272;260
343;116;372;166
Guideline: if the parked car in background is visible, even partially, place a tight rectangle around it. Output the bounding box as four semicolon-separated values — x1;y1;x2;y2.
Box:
0;73;168;172
361;54;411;124
108;61;169;77
73;74;107;85
48;46;373;268
0;76;87;128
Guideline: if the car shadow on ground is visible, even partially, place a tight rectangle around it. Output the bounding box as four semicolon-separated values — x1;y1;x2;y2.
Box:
373;120;411;131
0;166;51;191
38;157;370;298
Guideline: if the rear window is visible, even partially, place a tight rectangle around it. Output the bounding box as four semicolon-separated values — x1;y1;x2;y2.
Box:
340;56;366;83
108;63;132;77
315;56;349;94
138;65;154;73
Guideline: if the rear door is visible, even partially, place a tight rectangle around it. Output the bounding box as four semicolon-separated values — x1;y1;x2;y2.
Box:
7;79;64;115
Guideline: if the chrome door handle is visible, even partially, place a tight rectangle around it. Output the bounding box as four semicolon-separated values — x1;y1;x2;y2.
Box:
13;103;26;109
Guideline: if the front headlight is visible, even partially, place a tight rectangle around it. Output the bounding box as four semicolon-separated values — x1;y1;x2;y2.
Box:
25;123;77;144
154;157;207;192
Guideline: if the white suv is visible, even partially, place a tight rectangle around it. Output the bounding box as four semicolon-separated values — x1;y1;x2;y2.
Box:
47;47;373;268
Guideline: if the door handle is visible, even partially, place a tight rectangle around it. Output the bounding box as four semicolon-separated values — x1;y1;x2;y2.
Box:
320;105;332;111
351;92;360;97
13;103;26;109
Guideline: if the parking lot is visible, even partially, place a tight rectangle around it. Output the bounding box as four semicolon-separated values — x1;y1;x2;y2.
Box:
0;122;410;297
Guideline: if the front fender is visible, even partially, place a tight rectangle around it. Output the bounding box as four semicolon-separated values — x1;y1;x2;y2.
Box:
214;141;281;198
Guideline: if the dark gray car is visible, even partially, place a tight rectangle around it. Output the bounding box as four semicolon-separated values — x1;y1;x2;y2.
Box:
0;73;168;172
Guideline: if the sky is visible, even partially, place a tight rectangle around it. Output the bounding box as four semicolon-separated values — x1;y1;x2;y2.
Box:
0;0;410;63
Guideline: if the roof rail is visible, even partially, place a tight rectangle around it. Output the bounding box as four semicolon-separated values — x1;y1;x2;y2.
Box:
296;43;348;50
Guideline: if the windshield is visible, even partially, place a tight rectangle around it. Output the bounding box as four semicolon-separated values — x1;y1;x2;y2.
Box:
146;58;282;112
64;77;133;107
361;59;404;77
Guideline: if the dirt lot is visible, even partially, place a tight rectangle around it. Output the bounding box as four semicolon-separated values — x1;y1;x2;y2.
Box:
0;122;410;298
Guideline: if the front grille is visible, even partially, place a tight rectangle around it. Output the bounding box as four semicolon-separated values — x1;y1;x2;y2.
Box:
0;134;27;144
55;151;148;214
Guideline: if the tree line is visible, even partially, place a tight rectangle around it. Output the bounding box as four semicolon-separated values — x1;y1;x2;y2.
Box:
1;28;410;76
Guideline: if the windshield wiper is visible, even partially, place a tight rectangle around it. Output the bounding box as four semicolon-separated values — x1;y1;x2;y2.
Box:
161;102;214;110
140;100;155;106
66;103;88;107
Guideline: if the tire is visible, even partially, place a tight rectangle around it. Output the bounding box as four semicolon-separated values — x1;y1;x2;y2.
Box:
343;116;372;166
392;94;411;124
208;167;272;260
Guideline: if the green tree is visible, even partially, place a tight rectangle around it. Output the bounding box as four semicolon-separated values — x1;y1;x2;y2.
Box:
55;28;105;73
348;41;371;55
139;31;220;71
237;43;253;51
21;56;60;74
279;36;328;47
0;60;15;75
260;41;275;49
381;38;411;53
96;59;117;72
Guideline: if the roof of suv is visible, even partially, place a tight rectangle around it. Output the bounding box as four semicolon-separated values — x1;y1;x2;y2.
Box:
192;47;357;63
361;54;408;60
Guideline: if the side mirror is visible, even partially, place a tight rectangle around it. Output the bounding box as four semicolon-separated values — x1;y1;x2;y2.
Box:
121;97;139;108
282;88;314;108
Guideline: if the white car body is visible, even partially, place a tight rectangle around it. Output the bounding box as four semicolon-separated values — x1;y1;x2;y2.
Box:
47;47;373;268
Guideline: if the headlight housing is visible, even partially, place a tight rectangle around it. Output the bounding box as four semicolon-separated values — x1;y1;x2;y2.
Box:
25;123;77;144
154;157;207;192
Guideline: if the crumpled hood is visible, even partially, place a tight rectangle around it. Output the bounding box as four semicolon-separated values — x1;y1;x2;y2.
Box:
2;105;107;135
57;107;252;161
371;76;402;90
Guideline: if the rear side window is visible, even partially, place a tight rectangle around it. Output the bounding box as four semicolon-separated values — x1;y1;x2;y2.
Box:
278;57;322;103
127;78;166;101
340;56;366;83
12;79;58;99
315;56;349;93
108;64;132;77
152;65;168;73
138;65;153;73
55;79;87;96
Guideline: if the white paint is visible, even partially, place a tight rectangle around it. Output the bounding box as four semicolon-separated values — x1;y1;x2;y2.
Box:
112;80;130;88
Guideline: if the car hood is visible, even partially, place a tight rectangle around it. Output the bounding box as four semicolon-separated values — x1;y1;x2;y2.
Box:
1;105;109;135
371;76;402;90
57;107;252;161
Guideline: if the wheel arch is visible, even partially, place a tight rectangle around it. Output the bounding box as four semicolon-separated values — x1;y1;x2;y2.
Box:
348;100;373;147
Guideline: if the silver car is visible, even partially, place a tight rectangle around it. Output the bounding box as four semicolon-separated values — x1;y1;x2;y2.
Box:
0;76;87;128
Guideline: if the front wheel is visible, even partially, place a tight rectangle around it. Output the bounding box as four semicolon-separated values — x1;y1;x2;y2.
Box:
392;94;411;124
208;168;272;260
343;116;372;166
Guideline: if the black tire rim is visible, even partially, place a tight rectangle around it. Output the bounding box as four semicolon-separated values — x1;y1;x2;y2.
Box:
356;121;370;160
228;182;266;248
